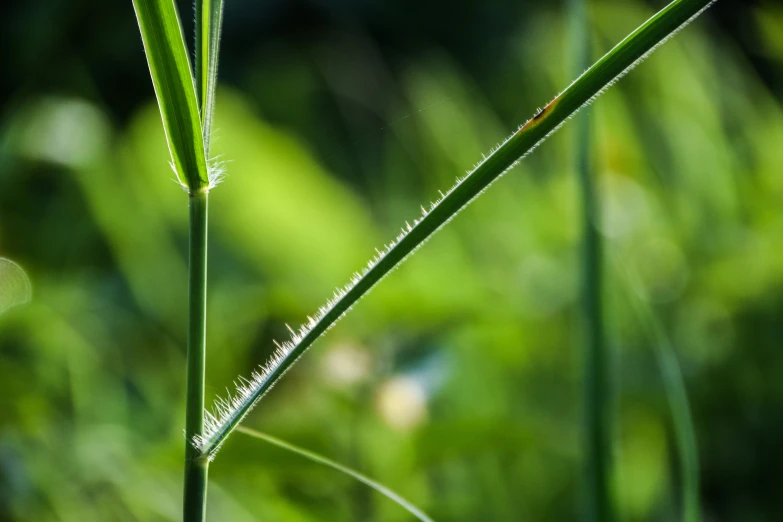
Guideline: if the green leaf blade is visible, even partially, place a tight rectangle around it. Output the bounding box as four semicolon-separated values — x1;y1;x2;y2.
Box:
619;261;701;522
197;0;225;156
132;0;209;192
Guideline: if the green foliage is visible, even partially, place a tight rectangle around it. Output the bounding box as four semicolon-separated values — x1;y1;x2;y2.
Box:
129;0;716;518
9;0;783;521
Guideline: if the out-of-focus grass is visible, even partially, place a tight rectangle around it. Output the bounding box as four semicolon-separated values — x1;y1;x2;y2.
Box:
2;1;783;521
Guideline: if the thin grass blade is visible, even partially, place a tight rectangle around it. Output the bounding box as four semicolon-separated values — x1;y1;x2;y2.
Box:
194;0;225;156
618;261;701;522
237;426;434;522
131;0;209;192
196;0;716;458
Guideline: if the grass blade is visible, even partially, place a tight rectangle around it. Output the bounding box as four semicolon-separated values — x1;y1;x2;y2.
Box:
195;0;716;458
619;262;701;522
194;0;225;156
131;0;210;192
237;426;434;522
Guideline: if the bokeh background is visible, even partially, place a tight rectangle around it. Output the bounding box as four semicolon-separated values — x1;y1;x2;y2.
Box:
2;0;783;520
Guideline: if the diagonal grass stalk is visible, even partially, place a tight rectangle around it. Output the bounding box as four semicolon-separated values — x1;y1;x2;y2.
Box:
237;426;434;522
567;0;614;520
194;0;717;459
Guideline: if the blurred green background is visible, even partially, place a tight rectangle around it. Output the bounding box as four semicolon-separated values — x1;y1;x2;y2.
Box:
2;0;783;520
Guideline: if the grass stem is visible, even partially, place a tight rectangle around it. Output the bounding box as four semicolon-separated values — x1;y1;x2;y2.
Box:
184;191;209;521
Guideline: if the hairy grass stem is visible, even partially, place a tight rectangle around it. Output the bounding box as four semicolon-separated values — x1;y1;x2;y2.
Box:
194;0;717;459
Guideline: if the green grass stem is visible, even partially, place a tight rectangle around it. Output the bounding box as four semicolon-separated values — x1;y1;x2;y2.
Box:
183;192;210;521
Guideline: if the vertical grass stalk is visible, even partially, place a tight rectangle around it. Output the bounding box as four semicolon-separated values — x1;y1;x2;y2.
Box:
133;0;223;518
184;191;209;521
568;0;614;521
